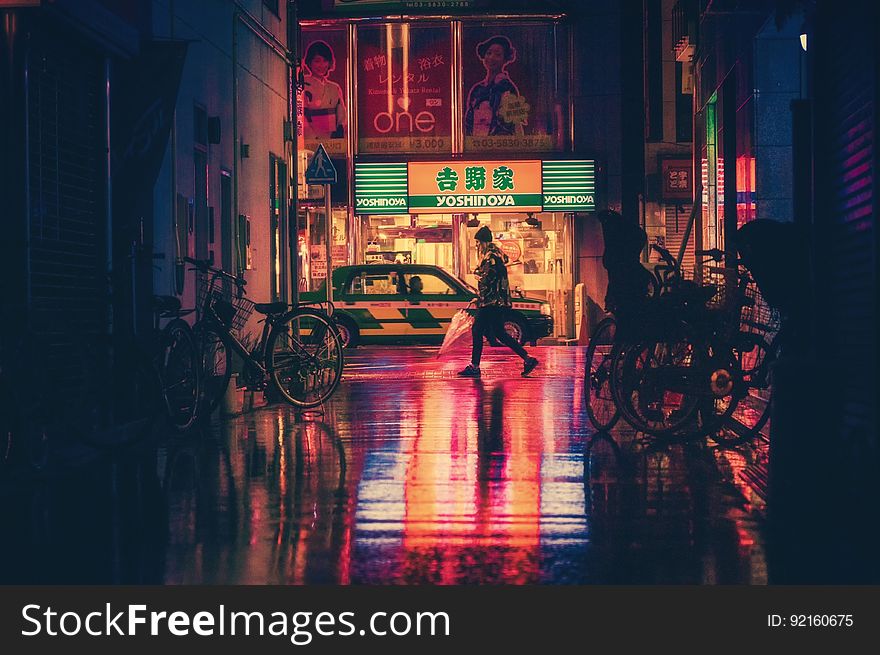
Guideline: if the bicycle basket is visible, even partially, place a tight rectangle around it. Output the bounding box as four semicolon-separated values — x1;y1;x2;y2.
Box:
740;281;781;338
197;274;255;333
697;265;740;311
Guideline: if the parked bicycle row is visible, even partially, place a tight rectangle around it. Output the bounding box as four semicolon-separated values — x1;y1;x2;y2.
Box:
584;211;784;447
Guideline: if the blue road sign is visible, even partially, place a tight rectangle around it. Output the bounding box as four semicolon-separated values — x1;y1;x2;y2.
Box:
305;144;337;184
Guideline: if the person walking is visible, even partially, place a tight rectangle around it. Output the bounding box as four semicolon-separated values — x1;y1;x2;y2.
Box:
458;226;540;378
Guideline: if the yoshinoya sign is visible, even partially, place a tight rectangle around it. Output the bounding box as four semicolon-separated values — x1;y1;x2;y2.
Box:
354;159;597;214
408;160;543;212
354;162;409;214
541;160;596;210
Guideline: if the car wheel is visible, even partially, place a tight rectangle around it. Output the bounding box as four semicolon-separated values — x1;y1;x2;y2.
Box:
502;315;528;346
333;314;360;348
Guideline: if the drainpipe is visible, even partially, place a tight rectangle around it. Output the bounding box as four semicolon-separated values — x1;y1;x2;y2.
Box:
289;0;299;305
170;0;180;295
104;56;113;332
346;20;357;268
21;18;32;314
232;9;239;276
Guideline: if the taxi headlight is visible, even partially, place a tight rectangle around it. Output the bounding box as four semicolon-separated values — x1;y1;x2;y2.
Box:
540;304;551;316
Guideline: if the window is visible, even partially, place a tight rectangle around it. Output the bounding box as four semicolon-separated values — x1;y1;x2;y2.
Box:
348;269;406;295
404;272;456;296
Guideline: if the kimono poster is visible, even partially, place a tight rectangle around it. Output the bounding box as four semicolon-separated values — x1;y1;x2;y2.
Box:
462;24;566;153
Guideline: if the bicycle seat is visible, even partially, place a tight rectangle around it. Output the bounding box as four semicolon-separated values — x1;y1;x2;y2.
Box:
253;302;288;315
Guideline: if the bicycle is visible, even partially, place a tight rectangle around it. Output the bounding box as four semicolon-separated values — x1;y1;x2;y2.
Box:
186;257;344;413
583;244;694;434
586;241;777;443
584;315;621;432
608;244;779;444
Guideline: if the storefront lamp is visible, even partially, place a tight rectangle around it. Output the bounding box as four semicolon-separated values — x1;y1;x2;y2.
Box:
466;214;481;228
525;212;540;227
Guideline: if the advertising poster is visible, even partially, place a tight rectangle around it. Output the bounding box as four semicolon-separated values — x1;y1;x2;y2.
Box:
300;28;349;157
357;24;451;154
462;24;566;153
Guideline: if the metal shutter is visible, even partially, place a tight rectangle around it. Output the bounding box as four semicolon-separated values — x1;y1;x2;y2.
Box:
663;203;695;273
27;29;107;393
816;10;876;437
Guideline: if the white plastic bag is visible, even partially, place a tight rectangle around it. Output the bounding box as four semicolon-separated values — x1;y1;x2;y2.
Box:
437;308;475;358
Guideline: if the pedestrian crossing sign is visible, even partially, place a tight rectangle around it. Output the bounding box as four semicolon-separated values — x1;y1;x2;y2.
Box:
305;144;337;184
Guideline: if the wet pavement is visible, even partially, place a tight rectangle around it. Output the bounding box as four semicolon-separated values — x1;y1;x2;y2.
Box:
0;346;767;584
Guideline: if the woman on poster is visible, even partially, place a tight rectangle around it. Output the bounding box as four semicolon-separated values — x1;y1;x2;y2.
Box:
464;35;526;137
302;40;347;140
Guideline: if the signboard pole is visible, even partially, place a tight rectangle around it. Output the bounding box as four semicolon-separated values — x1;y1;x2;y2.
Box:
325;184;333;312
304;143;338;313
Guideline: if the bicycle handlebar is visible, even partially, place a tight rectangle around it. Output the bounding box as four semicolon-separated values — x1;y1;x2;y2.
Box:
694;248;725;262
650;243;678;268
184;257;247;286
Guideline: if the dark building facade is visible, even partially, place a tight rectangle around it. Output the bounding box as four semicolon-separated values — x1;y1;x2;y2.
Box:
675;0;878;582
1;0;293;452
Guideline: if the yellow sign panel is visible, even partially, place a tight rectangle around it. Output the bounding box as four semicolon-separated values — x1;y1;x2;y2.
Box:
407;160;542;213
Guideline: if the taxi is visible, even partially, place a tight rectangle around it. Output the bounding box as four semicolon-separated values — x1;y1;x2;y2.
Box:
300;264;553;348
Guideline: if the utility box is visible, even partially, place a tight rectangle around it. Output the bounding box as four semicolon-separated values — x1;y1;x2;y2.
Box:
221;373;242;417
574;283;589;345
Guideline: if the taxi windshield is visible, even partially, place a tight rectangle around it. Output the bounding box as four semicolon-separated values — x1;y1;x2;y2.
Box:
457;277;478;295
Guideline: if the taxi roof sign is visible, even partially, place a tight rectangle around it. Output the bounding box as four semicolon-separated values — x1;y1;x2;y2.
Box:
305;144;337;184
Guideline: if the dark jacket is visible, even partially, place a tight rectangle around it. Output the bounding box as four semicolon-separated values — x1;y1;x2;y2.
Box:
474;243;511;308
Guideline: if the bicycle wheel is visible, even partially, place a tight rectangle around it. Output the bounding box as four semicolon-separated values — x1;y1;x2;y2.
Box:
710;334;778;446
683;342;745;442
584;317;621;432
158;319;200;431
267;310;344;408
195;321;233;416
612;333;702;436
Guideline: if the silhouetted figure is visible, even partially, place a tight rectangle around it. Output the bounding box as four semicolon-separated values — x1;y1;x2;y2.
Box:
598;209;654;319
734;218;811;347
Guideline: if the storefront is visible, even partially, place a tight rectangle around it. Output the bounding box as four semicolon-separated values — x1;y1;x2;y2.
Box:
295;14;598;339
352;159;595;338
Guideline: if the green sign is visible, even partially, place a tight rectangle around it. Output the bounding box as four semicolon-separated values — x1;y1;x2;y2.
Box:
354;162;409;214
542;160;596;211
355;159;597;214
407;160;543;213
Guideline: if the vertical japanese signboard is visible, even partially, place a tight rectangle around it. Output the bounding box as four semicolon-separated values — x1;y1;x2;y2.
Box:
357;24;452;154
462;23;566;154
659;157;693;201
299;28;349;158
